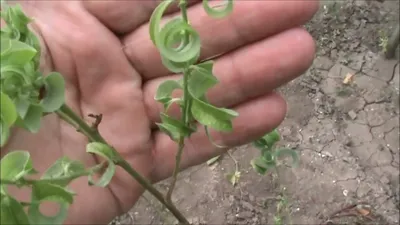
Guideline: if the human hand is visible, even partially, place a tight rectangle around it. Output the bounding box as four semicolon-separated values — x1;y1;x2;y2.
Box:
1;0;318;224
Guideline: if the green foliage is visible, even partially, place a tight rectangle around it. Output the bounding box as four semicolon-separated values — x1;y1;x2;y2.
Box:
0;4;111;225
0;1;302;224
86;142;118;187
150;0;238;146
251;130;299;175
0;4;65;144
0;150;108;225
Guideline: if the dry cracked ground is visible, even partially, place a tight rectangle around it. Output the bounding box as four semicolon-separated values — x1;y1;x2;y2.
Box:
111;0;399;224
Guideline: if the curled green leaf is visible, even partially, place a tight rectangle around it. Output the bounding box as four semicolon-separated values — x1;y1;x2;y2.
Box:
0;121;10;147
164;98;183;112
149;0;175;45
86;142;117;187
205;126;227;148
149;0;201;72
20;103;43;133
202;0;234;18
1;195;31;225
161;51;200;73
158;18;201;63
191;96;238;132
188;62;218;98
40;72;65;112
250;156;275;175
1;4;31;37
157;113;195;141
263;129;280;147
41;157;88;187
1;92;17;127
86;142;118;162
253;129;280;150
88;161;115;188
0;37;11;55
0;150;35;183
1;39;37;66
274;148;299;168
28;182;72;225
155;80;182;104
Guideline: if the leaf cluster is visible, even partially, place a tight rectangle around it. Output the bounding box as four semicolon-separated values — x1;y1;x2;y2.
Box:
150;0;237;144
250;130;299;175
0;142;118;225
0;4;120;224
0;4;65;146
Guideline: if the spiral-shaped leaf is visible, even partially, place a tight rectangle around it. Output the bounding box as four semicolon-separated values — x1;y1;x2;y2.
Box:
149;0;201;72
202;0;233;18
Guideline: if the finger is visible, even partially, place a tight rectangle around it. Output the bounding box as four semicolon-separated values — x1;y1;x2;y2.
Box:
151;92;286;182
122;0;319;80
83;0;200;34
143;27;315;124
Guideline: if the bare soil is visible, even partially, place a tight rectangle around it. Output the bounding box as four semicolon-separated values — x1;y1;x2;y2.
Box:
112;0;400;224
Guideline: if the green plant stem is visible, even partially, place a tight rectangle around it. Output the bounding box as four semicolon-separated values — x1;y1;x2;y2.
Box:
166;0;191;203
166;67;189;202
56;104;189;224
118;160;189;225
56;104;106;143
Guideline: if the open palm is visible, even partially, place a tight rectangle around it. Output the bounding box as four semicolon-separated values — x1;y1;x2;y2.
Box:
2;0;318;224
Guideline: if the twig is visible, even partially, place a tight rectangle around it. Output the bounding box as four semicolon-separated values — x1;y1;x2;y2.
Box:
166;0;191;203
56;104;189;225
